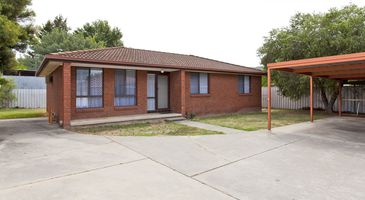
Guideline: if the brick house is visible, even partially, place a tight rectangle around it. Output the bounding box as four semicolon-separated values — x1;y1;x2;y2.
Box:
36;47;264;128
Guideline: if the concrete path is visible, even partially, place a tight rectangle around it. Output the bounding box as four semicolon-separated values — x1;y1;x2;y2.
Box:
1;117;365;199
177;120;246;134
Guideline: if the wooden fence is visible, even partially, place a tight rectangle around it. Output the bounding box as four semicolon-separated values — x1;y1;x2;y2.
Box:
262;86;365;113
8;89;46;108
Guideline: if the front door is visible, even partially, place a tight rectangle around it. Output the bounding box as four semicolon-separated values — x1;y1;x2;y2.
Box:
147;73;169;112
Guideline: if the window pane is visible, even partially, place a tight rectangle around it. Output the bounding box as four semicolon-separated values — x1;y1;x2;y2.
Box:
199;73;208;94
76;97;102;108
190;73;199;94
126;70;136;95
115;70;126;96
239;76;245;93
147;98;155;111
76;97;89;108
114;97;136;106
90;69;103;96
89;97;103;107
147;74;155;97
114;69;136;106
244;76;250;93
76;69;89;96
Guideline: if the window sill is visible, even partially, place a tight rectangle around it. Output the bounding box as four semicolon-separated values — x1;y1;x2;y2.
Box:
190;94;211;97
114;105;138;110
239;93;253;96
76;107;104;113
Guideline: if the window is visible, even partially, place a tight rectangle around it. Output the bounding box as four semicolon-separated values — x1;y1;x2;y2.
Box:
238;75;251;94
115;69;136;106
76;68;103;108
190;72;209;94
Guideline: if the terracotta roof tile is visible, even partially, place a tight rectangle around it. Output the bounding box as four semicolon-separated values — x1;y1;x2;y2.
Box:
38;47;264;75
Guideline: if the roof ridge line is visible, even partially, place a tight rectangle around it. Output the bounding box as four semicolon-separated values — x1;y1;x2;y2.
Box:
51;46;123;55
122;47;192;57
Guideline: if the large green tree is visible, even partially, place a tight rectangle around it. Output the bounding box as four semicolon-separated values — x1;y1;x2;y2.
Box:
19;28;104;69
19;15;70;69
258;4;365;112
0;0;35;72
38;15;69;39
75;20;123;47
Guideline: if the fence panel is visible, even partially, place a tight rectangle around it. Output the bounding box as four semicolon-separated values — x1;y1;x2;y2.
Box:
8;89;46;108
262;86;365;113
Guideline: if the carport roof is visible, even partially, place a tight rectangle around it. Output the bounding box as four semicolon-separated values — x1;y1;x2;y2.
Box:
267;52;365;80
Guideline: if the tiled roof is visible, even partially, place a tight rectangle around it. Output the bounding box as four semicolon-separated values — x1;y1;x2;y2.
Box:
38;47;264;75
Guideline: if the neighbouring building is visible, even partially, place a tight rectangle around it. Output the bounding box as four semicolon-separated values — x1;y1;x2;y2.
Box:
36;47;265;128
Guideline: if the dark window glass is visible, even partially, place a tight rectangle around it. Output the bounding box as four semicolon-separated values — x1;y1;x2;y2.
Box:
238;75;251;94
114;69;136;106
190;72;208;94
76;68;103;108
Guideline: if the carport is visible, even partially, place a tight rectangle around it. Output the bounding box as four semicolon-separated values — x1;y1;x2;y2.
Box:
267;52;365;130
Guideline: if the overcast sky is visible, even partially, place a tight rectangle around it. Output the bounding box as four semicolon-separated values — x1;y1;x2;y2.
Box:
31;0;365;67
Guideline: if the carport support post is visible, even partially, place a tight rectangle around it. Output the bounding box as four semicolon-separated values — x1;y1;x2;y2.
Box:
267;68;271;130
310;76;314;122
338;81;342;116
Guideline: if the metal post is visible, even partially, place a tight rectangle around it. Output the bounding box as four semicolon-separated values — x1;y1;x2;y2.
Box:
267;68;271;130
310;76;314;122
338;81;342;117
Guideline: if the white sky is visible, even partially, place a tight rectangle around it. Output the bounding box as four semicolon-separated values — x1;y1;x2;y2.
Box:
31;0;365;67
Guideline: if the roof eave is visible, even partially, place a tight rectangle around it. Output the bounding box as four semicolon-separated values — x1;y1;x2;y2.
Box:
35;56;49;76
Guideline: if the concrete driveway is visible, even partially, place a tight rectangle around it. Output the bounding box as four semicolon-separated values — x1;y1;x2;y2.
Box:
0;117;364;200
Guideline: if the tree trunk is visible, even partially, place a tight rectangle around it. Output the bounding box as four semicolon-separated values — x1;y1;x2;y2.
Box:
328;89;339;113
318;84;338;113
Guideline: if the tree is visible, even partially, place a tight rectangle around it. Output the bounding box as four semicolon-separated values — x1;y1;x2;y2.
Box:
258;4;365;112
75;20;123;47
17;54;40;70
24;28;104;69
20;15;70;70
38;15;70;39
0;0;35;72
0;75;15;107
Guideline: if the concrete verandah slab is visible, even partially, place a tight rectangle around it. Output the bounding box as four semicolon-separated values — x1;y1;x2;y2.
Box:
70;113;182;127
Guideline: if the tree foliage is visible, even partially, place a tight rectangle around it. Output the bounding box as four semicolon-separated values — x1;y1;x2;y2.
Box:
21;28;105;69
0;0;35;71
38;15;69;39
258;4;365;112
19;16;123;70
0;75;15;107
75;20;123;47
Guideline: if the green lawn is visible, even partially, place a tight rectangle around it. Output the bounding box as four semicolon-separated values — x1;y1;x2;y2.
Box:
0;108;46;119
194;109;333;131
73;121;222;136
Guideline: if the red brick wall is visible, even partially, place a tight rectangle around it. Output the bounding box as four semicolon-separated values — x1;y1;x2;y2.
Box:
47;65;262;125
169;71;181;113
46;67;63;124
62;63;72;128
184;72;262;116
70;67;148;120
